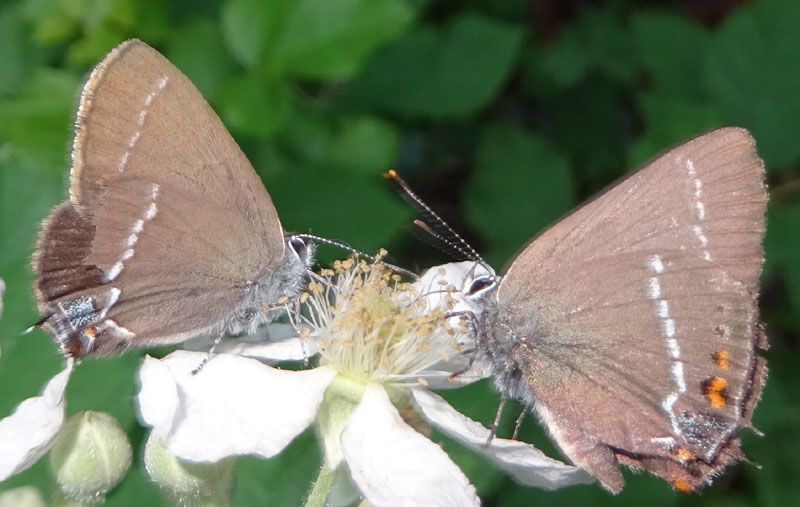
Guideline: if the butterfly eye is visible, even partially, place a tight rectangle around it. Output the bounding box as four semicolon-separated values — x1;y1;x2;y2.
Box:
288;237;309;262
466;275;496;298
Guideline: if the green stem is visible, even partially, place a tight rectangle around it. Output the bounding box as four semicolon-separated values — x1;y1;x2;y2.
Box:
305;466;335;507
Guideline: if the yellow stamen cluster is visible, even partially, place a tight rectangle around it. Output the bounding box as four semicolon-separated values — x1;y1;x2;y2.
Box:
300;253;465;385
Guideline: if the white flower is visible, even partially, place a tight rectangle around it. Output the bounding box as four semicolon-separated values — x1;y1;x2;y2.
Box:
0;360;73;481
137;259;591;506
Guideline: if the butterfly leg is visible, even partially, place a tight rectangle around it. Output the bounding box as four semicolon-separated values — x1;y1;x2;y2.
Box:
512;409;526;440
191;327;227;375
485;396;508;446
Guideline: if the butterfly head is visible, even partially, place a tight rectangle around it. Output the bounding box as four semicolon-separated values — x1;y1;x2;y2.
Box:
461;262;499;305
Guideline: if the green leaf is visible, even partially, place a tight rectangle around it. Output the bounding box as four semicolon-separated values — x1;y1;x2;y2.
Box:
0;155;65;484
531;77;631;193
221;0;291;69
271;111;334;170
346;12;524;118
0;154;64;280
106;464;165;506
631;10;710;96
0;4;38;96
468;0;528;20
765;202;800;312
233;431;320;506
269;164;412;254
61;0;141;65
535;7;636;88
218;74;292;138
747;349;800;507
629;92;724;167
704;0;800;169
23;0;81;43
326;116;400;174
464;124;576;266
66;23;126;65
269;0;414;79
75;0;120;32
0;69;80;168
166;18;236;101
130;0;171;44
66;356;143;427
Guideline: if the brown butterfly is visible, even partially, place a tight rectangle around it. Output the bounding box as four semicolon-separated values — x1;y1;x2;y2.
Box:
34;40;313;358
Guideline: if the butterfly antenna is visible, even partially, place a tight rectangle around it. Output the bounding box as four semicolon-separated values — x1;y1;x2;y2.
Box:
295;233;418;280
384;169;488;268
412;219;478;263
22;314;49;335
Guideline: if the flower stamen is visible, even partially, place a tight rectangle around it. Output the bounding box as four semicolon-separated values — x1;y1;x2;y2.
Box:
300;254;465;386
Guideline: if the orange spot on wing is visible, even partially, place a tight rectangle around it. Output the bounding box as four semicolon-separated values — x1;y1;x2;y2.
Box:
713;349;730;370
676;448;694;461
84;327;96;338
708;393;726;408
673;479;693;493
705;376;729;408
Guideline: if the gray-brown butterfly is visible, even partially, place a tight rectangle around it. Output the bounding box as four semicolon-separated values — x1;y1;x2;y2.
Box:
33;40;313;358
399;128;768;492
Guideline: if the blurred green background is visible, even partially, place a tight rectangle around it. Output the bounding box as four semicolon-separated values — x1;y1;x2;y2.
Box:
1;0;798;505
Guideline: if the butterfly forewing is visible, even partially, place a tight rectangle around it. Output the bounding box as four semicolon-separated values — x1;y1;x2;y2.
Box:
35;40;290;356
494;128;767;491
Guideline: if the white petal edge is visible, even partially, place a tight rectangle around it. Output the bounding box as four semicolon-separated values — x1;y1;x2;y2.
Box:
217;336;319;363
181;323;318;363
136;355;180;435
0;360;74;480
411;389;594;490
341;384;479;507
136;350;336;462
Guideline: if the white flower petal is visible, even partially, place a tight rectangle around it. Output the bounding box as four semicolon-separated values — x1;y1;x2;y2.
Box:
216;336;319;363
136;351;335;462
136;356;180;436
181;323;310;357
341;385;479;507
0;360;74;481
411;389;593;489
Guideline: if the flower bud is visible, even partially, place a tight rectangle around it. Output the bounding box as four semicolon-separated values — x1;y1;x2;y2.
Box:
0;486;46;507
49;411;132;504
144;431;233;506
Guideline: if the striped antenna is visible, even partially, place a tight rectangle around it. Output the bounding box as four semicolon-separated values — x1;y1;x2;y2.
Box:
294;233;418;279
384;169;488;267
